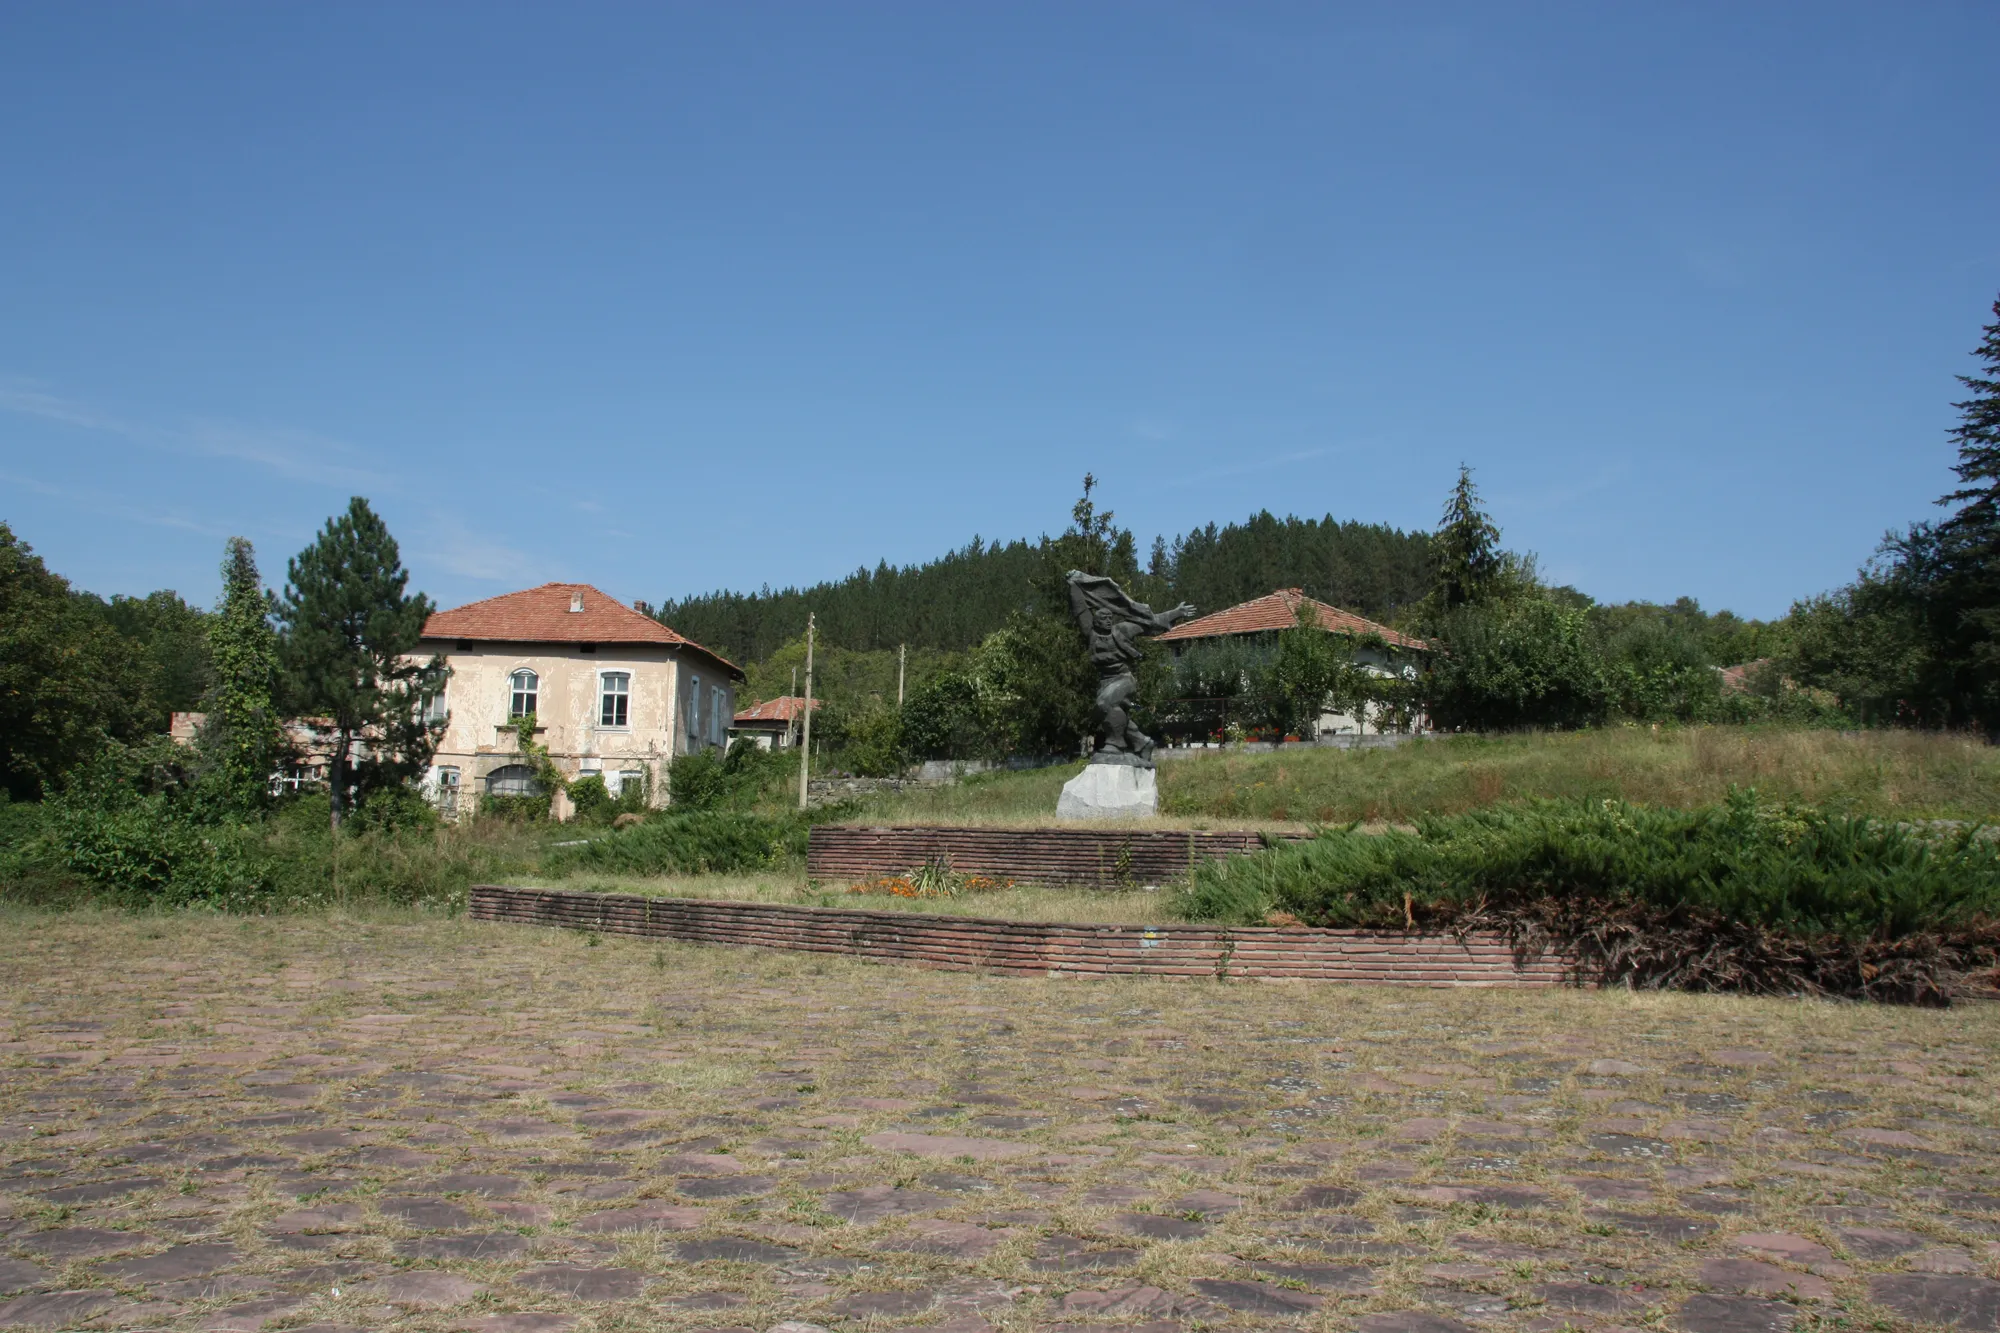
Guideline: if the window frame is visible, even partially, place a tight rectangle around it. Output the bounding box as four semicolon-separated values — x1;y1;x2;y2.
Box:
508;669;539;720
599;670;631;729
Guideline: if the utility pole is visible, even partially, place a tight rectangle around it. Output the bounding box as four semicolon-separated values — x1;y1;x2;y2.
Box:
797;613;815;810
897;643;906;707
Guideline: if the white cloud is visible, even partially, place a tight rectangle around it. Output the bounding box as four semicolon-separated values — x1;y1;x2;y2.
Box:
1170;445;1334;486
0;378;387;490
185;420;387;489
0;467;230;537
413;512;546;585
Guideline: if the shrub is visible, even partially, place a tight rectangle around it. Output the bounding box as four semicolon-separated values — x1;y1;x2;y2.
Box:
543;810;807;877
668;741;793;812
1426;599;1610;731
567;772;650;825
41;789;273;908
1174;792;2000;1002
345;783;440;835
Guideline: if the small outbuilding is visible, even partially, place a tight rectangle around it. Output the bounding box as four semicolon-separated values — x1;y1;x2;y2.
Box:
1157;587;1431;737
730;695;817;750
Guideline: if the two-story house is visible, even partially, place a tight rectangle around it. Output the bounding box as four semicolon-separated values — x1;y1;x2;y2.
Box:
419;583;742;818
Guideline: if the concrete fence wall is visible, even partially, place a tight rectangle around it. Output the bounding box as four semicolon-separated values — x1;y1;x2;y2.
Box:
467;885;1567;987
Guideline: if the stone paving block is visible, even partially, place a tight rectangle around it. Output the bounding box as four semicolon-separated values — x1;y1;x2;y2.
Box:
515;1265;647;1301
822;1186;954;1223
0;1290;120;1328
570;1203;705;1232
1698;1258;1832;1300
1356;1313;1477;1333
1867;1274;2000;1329
453;1317;579;1333
16;1229;154;1260
1674;1294;1798;1333
99;1242;241;1283
349;1270;489;1307
1190;1278;1323;1313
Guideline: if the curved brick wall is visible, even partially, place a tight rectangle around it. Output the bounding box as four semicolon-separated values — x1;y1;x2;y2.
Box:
805;824;1309;887
467;885;1568;987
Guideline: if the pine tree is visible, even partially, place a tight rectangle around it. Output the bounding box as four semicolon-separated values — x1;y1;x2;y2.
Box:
1432;465;1503;615
1942;295;2000;536
1926;293;2000;735
276;499;446;829
202;538;281;810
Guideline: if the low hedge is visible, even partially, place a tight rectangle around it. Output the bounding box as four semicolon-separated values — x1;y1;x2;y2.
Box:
1174;792;2000;1003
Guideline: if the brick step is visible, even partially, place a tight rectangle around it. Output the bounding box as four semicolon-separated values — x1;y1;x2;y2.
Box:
468;886;1566;987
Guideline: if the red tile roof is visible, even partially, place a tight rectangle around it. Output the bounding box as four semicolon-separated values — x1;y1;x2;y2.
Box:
1718;659;1772;693
1157;588;1429;651
733;695;820;724
422;583;743;678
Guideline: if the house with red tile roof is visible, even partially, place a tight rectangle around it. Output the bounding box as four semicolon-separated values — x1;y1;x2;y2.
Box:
417;583;743;817
1158;588;1431;738
1158;587;1429;653
729;695;819;750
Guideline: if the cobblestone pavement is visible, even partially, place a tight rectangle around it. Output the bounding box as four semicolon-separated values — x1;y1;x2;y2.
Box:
3;914;1998;1333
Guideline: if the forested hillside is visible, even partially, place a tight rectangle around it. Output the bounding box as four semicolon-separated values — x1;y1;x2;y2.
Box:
653;511;1435;665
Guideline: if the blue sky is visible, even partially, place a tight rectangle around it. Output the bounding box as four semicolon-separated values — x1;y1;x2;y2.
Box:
3;3;1996;624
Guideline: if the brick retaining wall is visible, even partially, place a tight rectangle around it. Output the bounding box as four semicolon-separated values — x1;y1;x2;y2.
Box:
805;824;1309;888
467;885;1567;987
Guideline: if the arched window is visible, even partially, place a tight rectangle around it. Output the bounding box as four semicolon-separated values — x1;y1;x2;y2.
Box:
509;669;538;719
485;764;541;797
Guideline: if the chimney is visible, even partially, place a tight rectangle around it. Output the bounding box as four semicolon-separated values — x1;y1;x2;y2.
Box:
569;591;585;613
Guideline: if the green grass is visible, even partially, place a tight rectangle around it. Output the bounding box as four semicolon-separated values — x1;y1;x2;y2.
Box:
1159;727;2000;822
849;727;2000;826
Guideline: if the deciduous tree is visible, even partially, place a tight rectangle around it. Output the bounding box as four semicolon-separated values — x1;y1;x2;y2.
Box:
0;523;151;799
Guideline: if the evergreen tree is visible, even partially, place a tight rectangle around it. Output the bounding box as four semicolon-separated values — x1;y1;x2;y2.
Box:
276;499;447;829
1431;465;1504;615
202;538;282;810
1928;294;2000;735
1942;295;2000;540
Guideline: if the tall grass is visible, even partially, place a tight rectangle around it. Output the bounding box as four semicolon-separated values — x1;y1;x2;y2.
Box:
1157;727;2000;823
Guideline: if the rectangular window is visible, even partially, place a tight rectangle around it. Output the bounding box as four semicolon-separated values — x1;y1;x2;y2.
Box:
711;685;724;745
600;672;630;728
422;685;449;726
688;673;702;743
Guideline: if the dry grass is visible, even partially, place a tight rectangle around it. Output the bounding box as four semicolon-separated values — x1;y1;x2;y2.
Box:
853;728;2000;827
518;869;1180;924
2;912;1997;1333
843;761;1313;832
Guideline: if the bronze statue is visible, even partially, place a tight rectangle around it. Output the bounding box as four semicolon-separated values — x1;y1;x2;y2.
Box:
1066;571;1195;767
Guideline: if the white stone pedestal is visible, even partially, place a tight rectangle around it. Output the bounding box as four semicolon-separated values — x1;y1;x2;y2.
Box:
1056;762;1158;820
